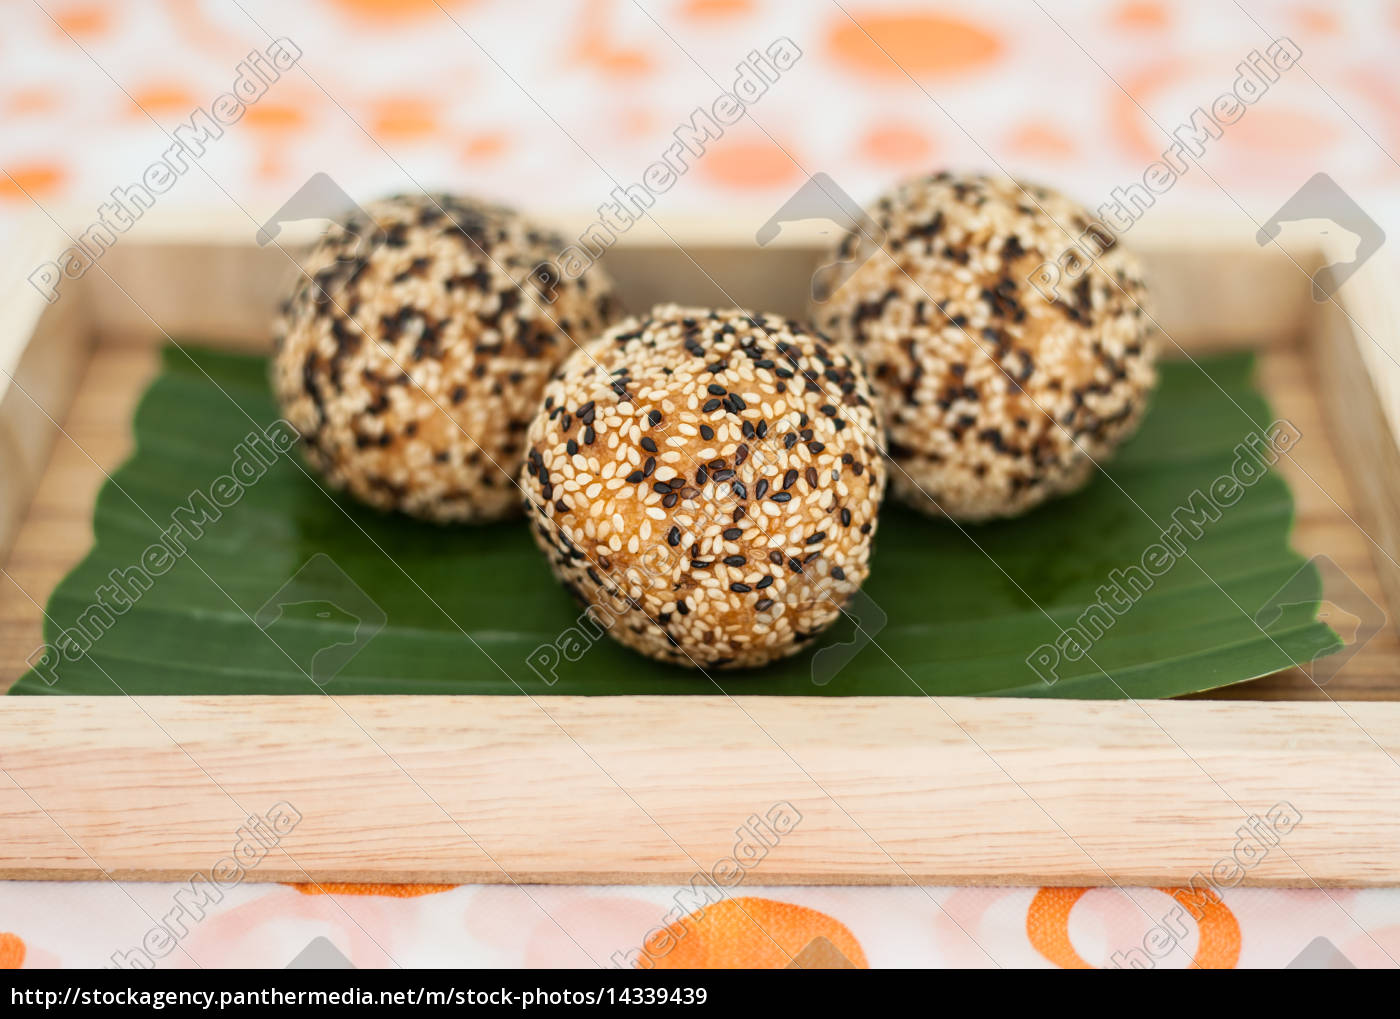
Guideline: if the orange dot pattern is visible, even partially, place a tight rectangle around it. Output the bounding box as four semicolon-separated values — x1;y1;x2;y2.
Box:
2;0;1395;211
641;897;868;969
1026;887;1242;969
0;932;25;969
286;882;458;898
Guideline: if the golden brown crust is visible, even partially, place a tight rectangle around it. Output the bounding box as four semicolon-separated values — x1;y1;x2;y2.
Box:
814;172;1157;521
522;306;886;669
271;193;618;522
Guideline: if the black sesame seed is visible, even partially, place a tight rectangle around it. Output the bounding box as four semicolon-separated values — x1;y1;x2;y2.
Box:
640;436;657;453
723;527;743;540
667;526;681;546
730;582;752;593
723;555;746;567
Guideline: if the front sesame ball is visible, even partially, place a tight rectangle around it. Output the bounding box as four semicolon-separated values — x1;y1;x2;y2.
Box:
813;172;1157;521
272;192;618;523
522;306;886;670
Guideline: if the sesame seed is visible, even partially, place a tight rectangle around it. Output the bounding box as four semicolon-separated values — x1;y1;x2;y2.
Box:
518;304;885;667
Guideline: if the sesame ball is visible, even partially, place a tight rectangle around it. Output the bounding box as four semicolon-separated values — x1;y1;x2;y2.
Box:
813;172;1157;521
522;306;886;669
271;192;618;523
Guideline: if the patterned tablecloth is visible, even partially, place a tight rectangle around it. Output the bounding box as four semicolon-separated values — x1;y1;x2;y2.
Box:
3;0;1400;969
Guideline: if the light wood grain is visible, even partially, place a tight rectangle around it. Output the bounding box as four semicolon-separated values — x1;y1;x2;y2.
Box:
1;695;1398;886
1311;247;1400;625
3;222;1400;887
0;337;159;682
76;209;1314;346
0;220;94;565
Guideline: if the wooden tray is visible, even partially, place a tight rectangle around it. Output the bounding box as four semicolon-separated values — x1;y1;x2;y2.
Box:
2;211;1399;887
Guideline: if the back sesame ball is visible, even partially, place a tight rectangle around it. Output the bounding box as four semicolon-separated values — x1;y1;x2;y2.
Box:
522;306;886;670
813;172;1157;521
271;192;618;523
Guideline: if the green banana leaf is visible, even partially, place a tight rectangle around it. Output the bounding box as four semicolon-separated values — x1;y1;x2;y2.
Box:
12;345;1337;697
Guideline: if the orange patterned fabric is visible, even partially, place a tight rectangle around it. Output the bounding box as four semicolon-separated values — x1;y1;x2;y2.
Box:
642;897;868;969
1027;887;1242;969
2;0;1399;969
287;882;457;898
4;0;1396;214
0;932;26;969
